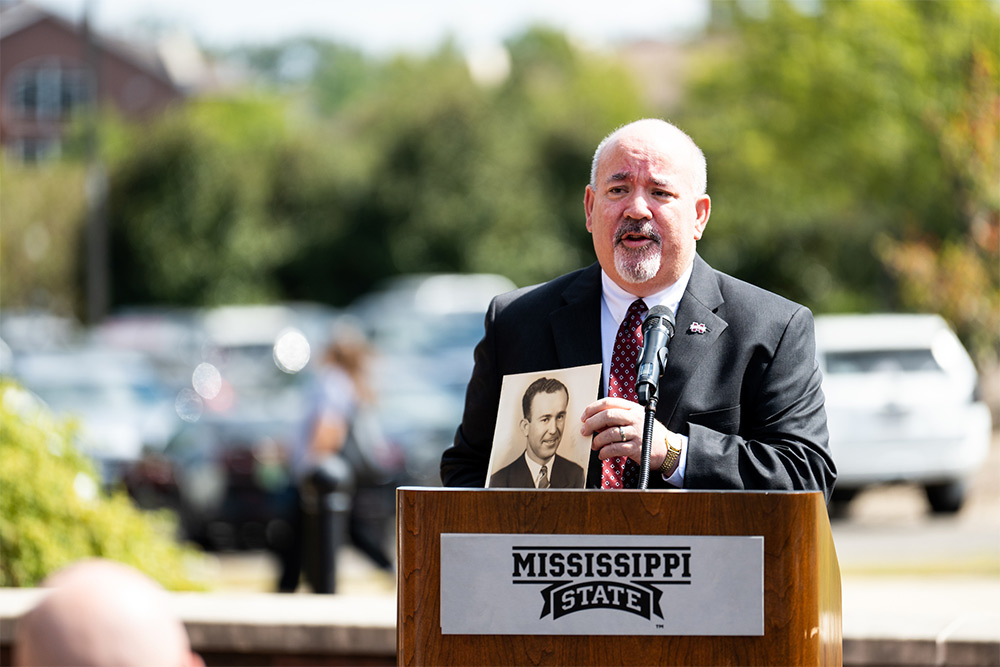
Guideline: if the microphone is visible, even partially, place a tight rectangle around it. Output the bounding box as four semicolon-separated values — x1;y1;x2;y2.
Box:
635;305;675;406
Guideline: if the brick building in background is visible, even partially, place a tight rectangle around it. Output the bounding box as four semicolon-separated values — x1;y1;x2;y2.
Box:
0;1;209;162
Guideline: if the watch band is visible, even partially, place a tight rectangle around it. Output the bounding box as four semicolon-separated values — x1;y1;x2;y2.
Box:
659;433;682;476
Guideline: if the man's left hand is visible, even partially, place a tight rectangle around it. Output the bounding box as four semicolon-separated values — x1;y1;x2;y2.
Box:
580;397;669;467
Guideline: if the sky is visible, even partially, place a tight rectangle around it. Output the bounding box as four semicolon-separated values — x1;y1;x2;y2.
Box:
33;0;711;56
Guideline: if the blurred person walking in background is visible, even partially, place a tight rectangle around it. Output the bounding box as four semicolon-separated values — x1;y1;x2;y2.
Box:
14;558;203;667
278;323;396;592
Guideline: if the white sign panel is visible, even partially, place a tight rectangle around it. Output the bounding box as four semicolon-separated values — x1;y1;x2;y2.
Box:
440;533;763;636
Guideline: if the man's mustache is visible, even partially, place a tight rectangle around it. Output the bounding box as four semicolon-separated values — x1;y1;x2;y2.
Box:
614;221;662;246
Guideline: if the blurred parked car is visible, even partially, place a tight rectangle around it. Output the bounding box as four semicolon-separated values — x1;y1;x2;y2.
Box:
351;273;515;393
0;309;80;353
816;314;992;514
184;304;339;422
91;307;204;391
125;413;297;551
9;345;179;484
372;360;467;487
351;273;516;483
0;336;11;375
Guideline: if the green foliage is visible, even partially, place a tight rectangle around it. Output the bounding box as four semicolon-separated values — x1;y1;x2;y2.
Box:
0;162;88;314
308;41;385;114
0;381;205;590
12;5;995;366
679;0;999;363
225;38;378;113
96;28;648;310
318;29;648;290
105;96;311;306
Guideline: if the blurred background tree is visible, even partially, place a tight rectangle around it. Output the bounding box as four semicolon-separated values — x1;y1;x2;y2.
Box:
319;29;647;291
0;162;87;314
2;0;996;369
678;0;999;366
90;27;648;309
102;97;317;306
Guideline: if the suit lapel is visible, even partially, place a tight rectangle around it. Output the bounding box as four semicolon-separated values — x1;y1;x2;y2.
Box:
657;255;728;426
544;259;728;485
549;263;603;370
547;264;603;488
513;457;534;487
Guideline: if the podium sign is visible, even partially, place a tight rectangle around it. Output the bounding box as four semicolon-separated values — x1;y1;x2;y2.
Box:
441;533;763;636
397;488;842;666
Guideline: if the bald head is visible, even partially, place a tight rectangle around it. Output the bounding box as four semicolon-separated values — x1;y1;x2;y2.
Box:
590;119;707;196
14;559;202;667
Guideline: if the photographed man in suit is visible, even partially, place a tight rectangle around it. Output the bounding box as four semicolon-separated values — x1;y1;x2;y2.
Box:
441;118;836;497
489;377;586;489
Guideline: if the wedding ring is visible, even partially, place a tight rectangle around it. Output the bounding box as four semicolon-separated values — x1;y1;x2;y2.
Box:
618;426;626;442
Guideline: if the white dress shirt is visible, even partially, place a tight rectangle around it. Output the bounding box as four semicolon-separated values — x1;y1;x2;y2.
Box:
522;452;554;488
599;265;693;486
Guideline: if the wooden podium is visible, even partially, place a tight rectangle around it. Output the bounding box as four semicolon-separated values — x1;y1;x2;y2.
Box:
396;488;841;666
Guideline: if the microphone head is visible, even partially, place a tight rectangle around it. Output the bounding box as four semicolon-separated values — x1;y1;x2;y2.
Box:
643;305;675;336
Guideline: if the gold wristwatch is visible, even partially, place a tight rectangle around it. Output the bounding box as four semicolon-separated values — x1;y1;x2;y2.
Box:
659;433;682;476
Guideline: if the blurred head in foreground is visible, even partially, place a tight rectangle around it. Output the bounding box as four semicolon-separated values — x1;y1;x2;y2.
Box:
14;559;203;667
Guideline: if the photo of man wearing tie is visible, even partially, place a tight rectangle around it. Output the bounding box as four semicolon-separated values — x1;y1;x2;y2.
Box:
488;377;586;489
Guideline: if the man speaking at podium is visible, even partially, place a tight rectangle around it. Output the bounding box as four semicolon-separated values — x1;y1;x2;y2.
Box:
441;119;836;498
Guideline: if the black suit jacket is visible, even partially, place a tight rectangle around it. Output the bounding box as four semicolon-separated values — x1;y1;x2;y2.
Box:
489;452;585;489
441;255;836;498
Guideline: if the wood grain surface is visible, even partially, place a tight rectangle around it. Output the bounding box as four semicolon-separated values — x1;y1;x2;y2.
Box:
397;488;842;666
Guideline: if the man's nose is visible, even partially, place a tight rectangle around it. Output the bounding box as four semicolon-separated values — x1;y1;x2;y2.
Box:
623;193;652;220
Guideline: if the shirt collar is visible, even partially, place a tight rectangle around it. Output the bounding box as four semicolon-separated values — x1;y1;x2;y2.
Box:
600;261;694;325
522;451;553;482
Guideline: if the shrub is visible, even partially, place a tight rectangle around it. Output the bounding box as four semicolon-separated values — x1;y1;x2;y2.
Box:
0;380;205;590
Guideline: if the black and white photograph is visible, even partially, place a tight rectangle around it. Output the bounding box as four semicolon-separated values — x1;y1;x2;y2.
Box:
486;364;601;489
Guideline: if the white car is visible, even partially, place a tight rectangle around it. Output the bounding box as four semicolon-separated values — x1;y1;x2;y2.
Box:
815;314;992;514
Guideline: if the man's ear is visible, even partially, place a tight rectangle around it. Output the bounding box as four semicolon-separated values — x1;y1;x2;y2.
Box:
519;418;531;437
693;194;711;240
584;185;596;233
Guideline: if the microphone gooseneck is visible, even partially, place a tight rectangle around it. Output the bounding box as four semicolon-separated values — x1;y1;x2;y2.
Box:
636;305;675;490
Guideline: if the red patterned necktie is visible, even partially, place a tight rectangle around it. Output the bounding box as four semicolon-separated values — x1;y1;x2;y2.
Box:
601;298;647;489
